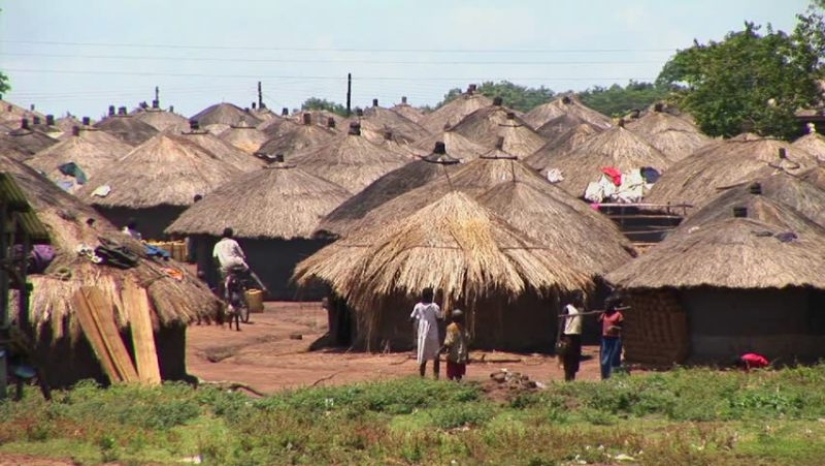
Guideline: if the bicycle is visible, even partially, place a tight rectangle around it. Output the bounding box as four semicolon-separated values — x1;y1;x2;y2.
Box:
222;266;258;331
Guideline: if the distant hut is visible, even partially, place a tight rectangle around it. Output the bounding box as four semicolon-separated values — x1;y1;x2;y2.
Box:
166;156;351;300
792;126;825;159
295;191;591;351
0;153;219;387
627;104;711;162
524;94;612;130
255;113;336;159
190;102;262;128
133;108;189;132
317;142;462;237
94;107;159;146
450;98;545;157
263;109;344;136
0;99;43;126
539;121;671;198
411;130;487;161
646;134;818;211
178;121;265;172
0;118;59;160
290;122;410;194
219;121;270;154
390;96;425;123
419;84;494;133
524;123;600;170
359;99;431;143
607;211;825;365
535;113;601;142
76;134;243;239
54;115;84;138
26;126;133;193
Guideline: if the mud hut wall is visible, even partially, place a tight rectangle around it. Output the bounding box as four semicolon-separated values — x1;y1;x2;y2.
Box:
680;287;825;362
239;238;332;301
622;289;690;366
94;206;186;241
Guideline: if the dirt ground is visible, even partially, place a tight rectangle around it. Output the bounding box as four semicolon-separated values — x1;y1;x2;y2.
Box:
186;302;605;394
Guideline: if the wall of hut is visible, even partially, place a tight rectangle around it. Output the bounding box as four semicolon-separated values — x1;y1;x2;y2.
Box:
622;289;690;366
94;206;187;241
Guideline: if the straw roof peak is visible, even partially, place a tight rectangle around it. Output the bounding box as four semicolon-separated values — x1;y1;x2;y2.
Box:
93;115;159;146
524;123;600;170
419;90;494;133
190;102;262;127
133;109;189;132
524;94;613;130
451;105;545;157
177;128;265;172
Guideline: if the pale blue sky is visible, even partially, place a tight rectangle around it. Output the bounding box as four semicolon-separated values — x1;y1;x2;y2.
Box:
0;0;808;119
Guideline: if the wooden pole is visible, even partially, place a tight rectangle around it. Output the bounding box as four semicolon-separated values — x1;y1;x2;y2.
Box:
346;73;352;117
257;81;263;109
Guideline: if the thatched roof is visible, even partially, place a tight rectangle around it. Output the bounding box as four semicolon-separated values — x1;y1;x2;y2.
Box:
93;115;159;147
524;94;612;130
133;109;189;132
535;113;600;141
539;125;671;197
265;110;344;135
390;98;425;123
626;107;711;162
25;130;133;193
419;87;494;133
290;125;410;194
317;144;462;237
219;123;270;154
177;129;265;172
255;117;336;158
54;116;83;138
190;102;262;127
524;123;600;170
450;102;546;157
0;153;219;338
295;191;592;313
607;215;825;290
166;161;351;239
677;170;825;231
792;131;825;159
0;100;44;125
799;164;825;190
202;123;231;136
645;135;818;209
357;105;431;144
0;124;59;159
77;133;243;209
411;131;487;161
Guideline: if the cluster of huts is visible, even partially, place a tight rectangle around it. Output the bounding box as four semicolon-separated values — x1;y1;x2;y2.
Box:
2;83;825;387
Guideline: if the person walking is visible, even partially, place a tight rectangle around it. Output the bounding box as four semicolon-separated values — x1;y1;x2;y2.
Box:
598;296;625;380
410;287;443;379
560;291;584;381
442;309;469;381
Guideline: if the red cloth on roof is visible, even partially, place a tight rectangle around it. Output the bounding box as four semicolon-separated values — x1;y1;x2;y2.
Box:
602;167;622;186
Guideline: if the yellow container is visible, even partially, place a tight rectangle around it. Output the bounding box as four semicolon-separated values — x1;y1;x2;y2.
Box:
245;289;264;313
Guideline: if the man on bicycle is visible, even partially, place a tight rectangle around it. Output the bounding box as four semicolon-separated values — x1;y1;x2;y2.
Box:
212;227;266;293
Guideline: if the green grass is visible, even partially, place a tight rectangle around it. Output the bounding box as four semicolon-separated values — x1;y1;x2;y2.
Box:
3;367;825;465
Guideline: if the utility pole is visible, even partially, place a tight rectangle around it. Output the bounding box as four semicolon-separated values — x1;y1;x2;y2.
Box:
257;81;263;109
154;86;160;109
346;73;352;117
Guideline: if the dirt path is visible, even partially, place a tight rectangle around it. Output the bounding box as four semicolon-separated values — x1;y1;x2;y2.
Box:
186;302;605;394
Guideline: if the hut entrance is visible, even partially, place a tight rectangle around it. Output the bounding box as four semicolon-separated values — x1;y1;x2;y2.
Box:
323;294;354;347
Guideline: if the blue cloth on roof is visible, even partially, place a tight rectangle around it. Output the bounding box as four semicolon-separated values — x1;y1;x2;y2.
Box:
58;162;88;184
145;244;171;260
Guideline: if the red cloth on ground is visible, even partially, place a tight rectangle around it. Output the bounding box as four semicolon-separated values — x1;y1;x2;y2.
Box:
741;353;769;369
602;167;623;186
447;361;466;380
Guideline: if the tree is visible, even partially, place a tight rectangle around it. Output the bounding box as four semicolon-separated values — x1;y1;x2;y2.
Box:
578;81;668;117
436;81;555;112
657;20;820;140
301;97;348;117
0;72;9;96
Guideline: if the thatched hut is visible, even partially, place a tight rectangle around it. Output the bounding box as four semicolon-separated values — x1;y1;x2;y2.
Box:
0;119;59;160
295;191;591;351
219;121;270;154
133;108;189;132
255;114;336;158
607;212;825;364
0;99;43;125
177;123;265;172
94;109;159;146
390;96;425;123
627;104;711;162
535;113;600;142
419;84;493;133
792;129;825;159
290;122;410;194
645;134;818;211
1;153;219;387
410;130;487;161
76;134;243;239
25;127;133;193
524;123;600;170
190;102;262;128
524;94;612;130
356;101;431;144
450;98;546;157
54;116;83;138
539;122;671;198
166;157;351;300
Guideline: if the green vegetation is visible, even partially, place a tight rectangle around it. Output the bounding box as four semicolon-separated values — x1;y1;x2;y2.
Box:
579;81;669;117
438;80;555;113
4;366;825;465
300;97;349;117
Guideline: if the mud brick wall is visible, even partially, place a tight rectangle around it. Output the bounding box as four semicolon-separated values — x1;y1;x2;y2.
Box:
623;289;689;366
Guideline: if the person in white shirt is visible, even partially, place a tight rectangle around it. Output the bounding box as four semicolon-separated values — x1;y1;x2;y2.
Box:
409;287;443;379
212;227;266;292
122;218;142;241
561;291;584;381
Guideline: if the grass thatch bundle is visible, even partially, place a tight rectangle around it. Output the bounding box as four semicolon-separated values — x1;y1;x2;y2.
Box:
93;115;159;147
133;109;190;132
167;161;351;239
524;123;600;170
645;134;819;210
0;153;219;338
419;88;493;133
25;129;133;193
411;131;487;161
607;215;825;290
77;133;243;209
219;123;270;154
177;129;265;172
539;125;671;197
0;124;59;160
290;125;410;194
450;103;545;157
524;94;612;130
627;108;711;162
792;131;825;159
190;102;262;128
295;191;591;315
255;117;336;158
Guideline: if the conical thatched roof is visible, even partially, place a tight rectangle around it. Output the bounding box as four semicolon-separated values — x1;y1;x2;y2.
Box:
645;135;818;209
77;133;243;209
677;171;825;231
317;144;462;237
265;110;343;135
0;100;43;125
799;164;825;190
190;102;262;127
524;94;612;130
524;123;600;170
792;131;825;159
607;215;825;290
390;98;425;123
0;124;59;160
419;88;494;133
255;117;336;158
0;153;219;338
626;107;711;162
539;125;671;197
167;161;351;239
54;116;83;138
133;109;189;132
451;103;545;157
358;105;431;144
290;125;410;194
93;115;159;146
219;123;270;154
26;130;133;192
411;131;487;161
535;113;600;141
177;129;265;172
295;191;591;312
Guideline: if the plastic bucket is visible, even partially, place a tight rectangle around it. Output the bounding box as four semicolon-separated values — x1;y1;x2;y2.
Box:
245;289;264;313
